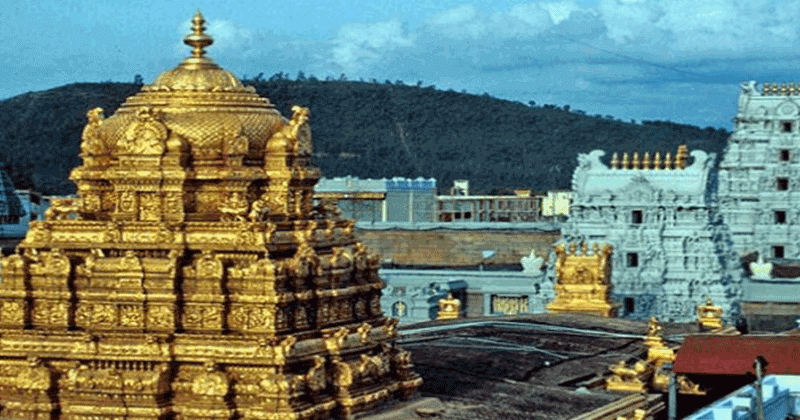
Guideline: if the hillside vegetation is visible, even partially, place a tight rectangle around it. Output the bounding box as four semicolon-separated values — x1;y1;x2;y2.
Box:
0;78;731;195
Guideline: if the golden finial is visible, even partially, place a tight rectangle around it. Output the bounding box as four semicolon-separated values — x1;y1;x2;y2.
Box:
675;145;688;169
652;151;661;170
772;81;778;94
622;152;629;169
631;152;640;169
184;10;214;58
790;81;796;95
642;152;650;169
663;151;672;169
762;82;770;95
781;82;787;95
610;152;619;169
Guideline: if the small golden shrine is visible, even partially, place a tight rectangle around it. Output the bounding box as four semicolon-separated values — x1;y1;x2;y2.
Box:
436;293;460;320
696;297;723;332
547;241;616;317
0;12;421;420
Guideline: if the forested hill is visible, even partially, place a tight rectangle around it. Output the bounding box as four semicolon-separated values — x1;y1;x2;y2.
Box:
0;79;731;196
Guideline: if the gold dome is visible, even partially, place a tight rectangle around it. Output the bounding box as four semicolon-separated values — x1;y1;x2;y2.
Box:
70;10;318;222
92;10;286;162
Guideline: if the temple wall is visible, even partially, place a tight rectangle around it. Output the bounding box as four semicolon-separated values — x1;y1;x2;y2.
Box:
355;227;560;267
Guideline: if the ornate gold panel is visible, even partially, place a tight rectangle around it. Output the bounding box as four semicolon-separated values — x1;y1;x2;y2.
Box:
547;241;617;317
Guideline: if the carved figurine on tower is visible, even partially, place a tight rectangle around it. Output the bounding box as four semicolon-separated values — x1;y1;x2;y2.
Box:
547;241;617;317
0;12;420;420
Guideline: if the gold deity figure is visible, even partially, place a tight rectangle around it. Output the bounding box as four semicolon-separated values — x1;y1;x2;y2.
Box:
437;293;461;320
696;297;723;331
605;360;648;393
644;316;675;369
394;301;407;317
646;316;662;338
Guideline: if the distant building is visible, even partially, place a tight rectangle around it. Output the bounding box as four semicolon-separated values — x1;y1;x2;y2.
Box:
436;180;542;222
317;177;550;223
314;176;436;223
450;179;469;196
560;146;743;322
541;190;572;218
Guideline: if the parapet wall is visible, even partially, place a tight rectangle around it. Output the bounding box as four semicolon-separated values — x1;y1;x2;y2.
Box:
355;226;560;267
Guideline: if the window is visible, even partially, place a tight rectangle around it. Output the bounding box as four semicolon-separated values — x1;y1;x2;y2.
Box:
627;252;639;267
631;210;643;224
774;246;785;259
624;298;635;314
780;149;791;162
775;210;787;224
783;121;793;132
777;178;789;191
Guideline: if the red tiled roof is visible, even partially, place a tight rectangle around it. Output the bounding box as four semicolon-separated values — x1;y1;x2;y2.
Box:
674;335;800;375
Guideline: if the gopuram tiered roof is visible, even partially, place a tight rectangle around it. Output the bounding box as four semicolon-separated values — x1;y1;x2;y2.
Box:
0;11;420;420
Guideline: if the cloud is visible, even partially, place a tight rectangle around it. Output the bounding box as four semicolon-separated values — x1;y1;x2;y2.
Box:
147;1;800;129
327;20;414;74
425;4;553;40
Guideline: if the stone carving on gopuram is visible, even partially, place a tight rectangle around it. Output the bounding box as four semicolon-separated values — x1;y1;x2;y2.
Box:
719;81;800;258
559;145;742;322
0;12;421;420
547;241;616;317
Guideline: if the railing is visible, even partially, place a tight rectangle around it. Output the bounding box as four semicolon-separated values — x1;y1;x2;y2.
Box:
570;393;665;420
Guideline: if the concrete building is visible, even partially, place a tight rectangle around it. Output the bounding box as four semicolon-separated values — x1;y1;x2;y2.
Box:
314;176;436;223
436;180;543;222
316;177;551;223
436;193;541;222
541;190;572;219
559;146;743;322
718;81;800;258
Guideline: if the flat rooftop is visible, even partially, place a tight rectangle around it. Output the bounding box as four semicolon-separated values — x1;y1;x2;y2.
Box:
390;313;698;420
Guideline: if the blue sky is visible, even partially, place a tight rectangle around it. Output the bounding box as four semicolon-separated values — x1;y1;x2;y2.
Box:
2;0;798;129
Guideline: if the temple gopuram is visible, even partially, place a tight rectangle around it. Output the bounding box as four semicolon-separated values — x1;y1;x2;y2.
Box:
561;145;742;322
0;12;420;420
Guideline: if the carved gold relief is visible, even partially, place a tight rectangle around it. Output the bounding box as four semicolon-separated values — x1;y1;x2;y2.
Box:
119;107;168;155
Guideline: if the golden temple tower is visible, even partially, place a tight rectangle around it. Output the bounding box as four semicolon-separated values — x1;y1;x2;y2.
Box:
0;12;421;420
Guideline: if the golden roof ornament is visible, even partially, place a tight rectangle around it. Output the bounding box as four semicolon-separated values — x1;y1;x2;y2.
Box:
437;293;461;320
0;11;421;419
696;296;723;332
